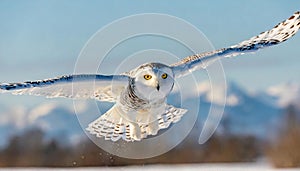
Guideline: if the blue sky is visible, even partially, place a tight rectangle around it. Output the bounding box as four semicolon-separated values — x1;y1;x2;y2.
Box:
0;0;300;95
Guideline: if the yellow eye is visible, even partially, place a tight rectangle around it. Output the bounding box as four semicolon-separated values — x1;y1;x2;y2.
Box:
161;73;168;79
144;74;152;80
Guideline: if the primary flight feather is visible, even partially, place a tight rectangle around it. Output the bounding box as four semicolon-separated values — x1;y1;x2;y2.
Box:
1;12;299;141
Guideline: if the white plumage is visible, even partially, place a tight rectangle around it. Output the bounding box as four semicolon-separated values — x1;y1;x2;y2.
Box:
1;12;299;142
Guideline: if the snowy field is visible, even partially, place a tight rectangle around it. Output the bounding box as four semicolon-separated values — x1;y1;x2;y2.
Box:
0;163;299;171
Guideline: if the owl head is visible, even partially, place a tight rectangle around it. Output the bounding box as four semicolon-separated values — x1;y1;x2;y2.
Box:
132;63;174;101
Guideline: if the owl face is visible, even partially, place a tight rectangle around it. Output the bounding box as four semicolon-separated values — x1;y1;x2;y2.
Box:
133;63;174;101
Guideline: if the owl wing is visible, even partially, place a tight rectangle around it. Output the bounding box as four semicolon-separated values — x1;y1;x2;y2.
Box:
0;74;129;102
171;11;300;78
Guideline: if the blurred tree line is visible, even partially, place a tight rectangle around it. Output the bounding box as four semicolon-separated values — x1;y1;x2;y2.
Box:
0;105;299;168
266;105;300;168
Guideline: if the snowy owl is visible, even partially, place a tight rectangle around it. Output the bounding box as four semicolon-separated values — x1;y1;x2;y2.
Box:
1;12;300;142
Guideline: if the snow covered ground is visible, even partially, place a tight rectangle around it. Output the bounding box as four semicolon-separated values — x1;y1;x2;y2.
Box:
0;163;299;171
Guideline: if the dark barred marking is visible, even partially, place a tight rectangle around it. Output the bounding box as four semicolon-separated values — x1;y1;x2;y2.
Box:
100;131;107;134
120;78;148;110
289;15;295;20
290;25;294;29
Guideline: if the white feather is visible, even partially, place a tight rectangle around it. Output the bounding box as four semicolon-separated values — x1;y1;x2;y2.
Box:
86;104;187;142
0;74;129;102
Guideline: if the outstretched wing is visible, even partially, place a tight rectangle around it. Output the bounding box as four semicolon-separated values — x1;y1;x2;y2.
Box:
172;11;300;78
0;74;129;102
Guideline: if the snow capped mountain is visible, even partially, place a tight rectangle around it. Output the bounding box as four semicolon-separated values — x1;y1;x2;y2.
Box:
196;81;249;106
186;81;291;139
222;83;282;138
266;82;300;109
0;102;87;147
31;104;85;146
195;81;299;111
0;81;299;146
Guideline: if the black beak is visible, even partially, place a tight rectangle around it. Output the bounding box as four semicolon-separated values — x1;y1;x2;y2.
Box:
156;84;160;91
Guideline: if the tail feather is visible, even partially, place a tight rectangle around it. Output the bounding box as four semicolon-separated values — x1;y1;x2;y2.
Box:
158;105;188;129
86;104;188;142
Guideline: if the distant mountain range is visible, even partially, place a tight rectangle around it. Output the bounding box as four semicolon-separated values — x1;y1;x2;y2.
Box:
0;81;299;147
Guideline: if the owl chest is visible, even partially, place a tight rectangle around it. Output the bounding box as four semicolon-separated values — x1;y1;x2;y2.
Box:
119;88;148;110
118;87;164;112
